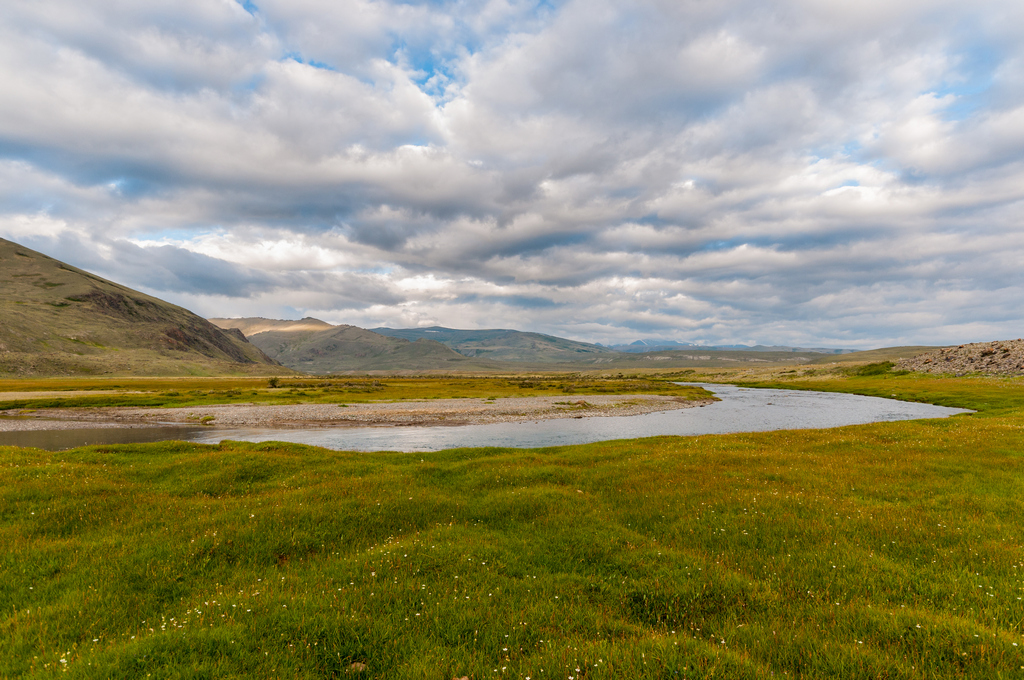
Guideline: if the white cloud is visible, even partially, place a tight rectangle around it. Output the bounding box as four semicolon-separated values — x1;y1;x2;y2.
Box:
1;0;1022;348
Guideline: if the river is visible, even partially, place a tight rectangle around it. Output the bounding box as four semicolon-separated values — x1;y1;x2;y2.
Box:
0;383;972;452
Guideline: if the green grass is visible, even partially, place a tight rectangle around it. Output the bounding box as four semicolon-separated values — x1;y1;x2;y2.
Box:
732;372;1024;415
0;376;710;410
2;375;1024;677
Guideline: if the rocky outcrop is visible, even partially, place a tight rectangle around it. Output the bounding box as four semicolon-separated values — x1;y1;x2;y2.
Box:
897;340;1024;376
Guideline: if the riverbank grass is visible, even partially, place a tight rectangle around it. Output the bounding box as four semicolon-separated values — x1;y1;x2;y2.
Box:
0;375;709;410
2;374;1023;678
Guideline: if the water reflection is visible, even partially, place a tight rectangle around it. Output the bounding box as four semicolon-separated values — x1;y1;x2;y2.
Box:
186;383;970;452
0;426;207;451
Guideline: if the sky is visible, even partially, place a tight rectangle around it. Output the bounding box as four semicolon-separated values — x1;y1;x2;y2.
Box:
1;0;1023;349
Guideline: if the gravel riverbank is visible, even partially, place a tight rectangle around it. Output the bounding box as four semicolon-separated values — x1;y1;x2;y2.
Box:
1;394;713;432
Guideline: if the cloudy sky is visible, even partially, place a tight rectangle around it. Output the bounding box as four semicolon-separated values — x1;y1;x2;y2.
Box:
2;0;1022;348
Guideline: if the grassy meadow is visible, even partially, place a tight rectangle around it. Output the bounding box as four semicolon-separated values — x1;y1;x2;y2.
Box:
2;373;1024;678
0;375;707;411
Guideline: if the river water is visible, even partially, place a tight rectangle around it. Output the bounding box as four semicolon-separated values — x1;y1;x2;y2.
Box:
0;383;971;452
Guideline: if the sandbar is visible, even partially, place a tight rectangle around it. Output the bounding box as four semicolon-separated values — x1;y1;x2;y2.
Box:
1;394;714;432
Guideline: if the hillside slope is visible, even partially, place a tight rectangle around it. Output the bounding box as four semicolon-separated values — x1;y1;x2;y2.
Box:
220;324;489;373
807;346;941;365
897;340;1024;376
209;319;611;372
210;318;856;372
610;342;852;354
370;326;616;362
552;347;867;369
0;238;281;376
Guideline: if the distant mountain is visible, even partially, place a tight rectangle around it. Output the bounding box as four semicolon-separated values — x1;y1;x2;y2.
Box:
608;340;853;354
631;339;697;347
602;339;698;352
745;345;853;354
206;320;614;372
205;316;858;373
371;326;616;363
208;320;490;373
560;347;866;369
0;238;280;376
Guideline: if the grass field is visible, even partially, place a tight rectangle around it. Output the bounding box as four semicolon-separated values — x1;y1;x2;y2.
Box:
0;375;709;411
2;373;1023;678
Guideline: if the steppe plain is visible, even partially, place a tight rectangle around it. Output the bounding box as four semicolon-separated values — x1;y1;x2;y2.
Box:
3;355;1024;679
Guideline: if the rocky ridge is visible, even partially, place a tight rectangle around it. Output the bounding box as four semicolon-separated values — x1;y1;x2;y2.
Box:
897;339;1024;376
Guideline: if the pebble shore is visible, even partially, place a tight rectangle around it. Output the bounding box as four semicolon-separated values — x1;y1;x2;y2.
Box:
1;394;713;432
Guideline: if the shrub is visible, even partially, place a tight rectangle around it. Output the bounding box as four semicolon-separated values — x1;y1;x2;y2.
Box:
852;361;894;376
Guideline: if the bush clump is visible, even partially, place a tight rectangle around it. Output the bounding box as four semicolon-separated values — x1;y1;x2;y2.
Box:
852;361;894;376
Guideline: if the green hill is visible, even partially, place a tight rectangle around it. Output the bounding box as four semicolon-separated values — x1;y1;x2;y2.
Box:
209;317;935;375
209;319;611;372
213;322;494;373
807;346;942;364
211;318;864;373
370;326;616;362
0;238;282;376
554;347;866;369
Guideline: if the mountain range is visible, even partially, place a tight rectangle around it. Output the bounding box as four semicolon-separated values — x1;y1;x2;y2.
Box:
606;340;854;354
370;326;616;362
210;317;881;374
207;319;491;373
2;236;920;377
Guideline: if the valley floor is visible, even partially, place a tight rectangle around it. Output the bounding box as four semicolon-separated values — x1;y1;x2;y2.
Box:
0;394;711;431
